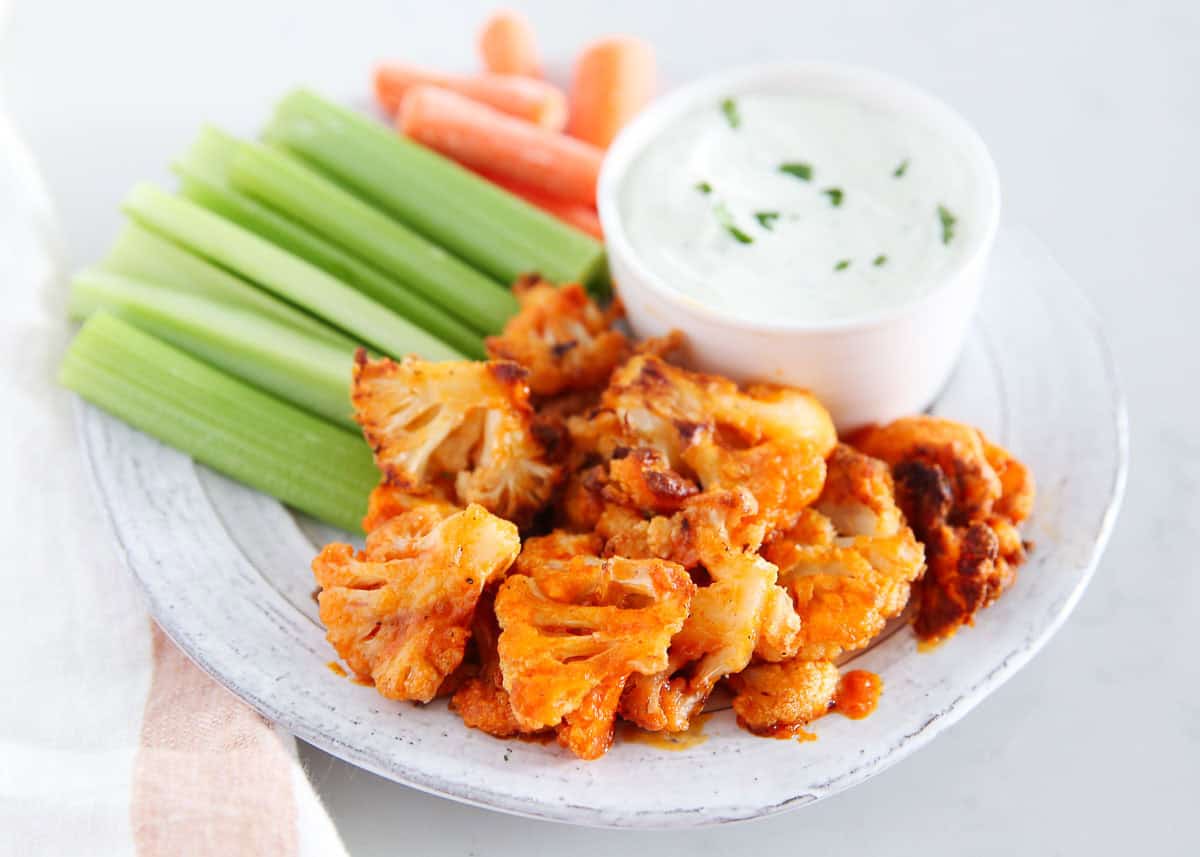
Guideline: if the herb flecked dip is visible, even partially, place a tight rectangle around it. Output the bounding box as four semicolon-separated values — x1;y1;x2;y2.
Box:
619;91;971;323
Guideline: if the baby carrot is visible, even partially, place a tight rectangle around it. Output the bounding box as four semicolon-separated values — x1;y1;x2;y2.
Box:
473;169;603;239
399;85;603;207
478;9;540;77
374;63;567;130
568;36;656;149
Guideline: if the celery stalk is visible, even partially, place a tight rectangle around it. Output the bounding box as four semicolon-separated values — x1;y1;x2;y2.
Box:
229;139;517;335
70;270;357;430
121;184;464;362
263;89;610;294
101;222;354;349
174;128;486;356
60;313;377;533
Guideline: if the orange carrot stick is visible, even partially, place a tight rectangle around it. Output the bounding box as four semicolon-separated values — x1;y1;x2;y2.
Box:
374;63;567;130
567;36;656;149
478;9;541;77
473;169;604;239
399;85;603;207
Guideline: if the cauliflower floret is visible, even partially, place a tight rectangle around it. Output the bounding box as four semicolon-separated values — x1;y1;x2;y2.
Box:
604;356;836;464
450;592;528;739
362;480;456;532
485;275;629;398
361;488;460;559
852;416;1004;523
763;445;925;661
616;491;797;730
555;676;626;760
727;659;841;734
494;542;694;733
313;504;520;702
851;416;1035;641
600;487;767;570
351;351;560;524
564;355;834;539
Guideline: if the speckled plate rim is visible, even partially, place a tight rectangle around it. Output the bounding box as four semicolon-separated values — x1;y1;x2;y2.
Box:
73;226;1128;829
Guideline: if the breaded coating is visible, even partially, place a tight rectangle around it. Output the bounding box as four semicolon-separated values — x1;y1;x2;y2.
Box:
727;659;841;734
764;445;925;661
313;504;520;702
495;541;694;733
485;276;629;398
351;352;560;524
852;416;1034;641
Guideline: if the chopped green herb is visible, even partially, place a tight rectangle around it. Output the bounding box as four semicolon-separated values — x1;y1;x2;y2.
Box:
834;259;851;271
823;187;844;207
779;162;813;181
937;204;957;245
873;254;888;267
695;181;712;194
720;98;740;129
894;159;910;178
754;211;780;230
714;202;754;244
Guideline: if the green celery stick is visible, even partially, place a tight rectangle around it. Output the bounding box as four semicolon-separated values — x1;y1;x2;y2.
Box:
229;138;516;336
263;89;610;294
70;270;357;429
101;222;354;349
121;184;463;362
174;127;485;356
59;312;377;533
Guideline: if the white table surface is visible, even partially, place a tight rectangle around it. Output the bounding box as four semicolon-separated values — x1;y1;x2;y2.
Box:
5;0;1196;853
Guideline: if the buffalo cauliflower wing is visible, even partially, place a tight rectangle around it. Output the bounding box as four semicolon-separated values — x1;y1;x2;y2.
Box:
313;504;520;702
563;355;834;539
616;490;798;731
449;591;529;739
727;659;841;734
485;275;629;398
494;540;694;735
763;445;925;661
351;351;560;524
851;416;1035;641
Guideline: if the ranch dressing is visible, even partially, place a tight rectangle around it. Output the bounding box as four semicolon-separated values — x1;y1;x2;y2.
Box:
619;91;973;323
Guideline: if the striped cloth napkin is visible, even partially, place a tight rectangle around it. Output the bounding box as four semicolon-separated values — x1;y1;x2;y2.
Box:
0;69;349;856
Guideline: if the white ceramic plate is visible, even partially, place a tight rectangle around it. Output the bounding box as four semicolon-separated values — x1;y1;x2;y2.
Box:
76;225;1125;829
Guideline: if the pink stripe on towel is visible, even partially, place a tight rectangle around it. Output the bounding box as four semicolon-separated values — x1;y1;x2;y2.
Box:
131;624;299;856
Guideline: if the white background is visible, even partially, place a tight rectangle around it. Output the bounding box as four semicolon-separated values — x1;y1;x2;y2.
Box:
4;1;1196;854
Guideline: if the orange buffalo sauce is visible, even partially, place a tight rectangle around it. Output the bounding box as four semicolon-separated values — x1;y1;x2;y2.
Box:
746;720;819;743
326;661;348;678
833;670;882;720
620;712;711;751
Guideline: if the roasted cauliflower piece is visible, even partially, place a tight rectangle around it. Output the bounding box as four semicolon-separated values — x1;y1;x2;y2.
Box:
599;354;837;470
556;676;626;760
485;276;629;398
351;351;559;524
495;542;694;733
852;416;1034;641
313;504;520;702
362;480;456;532
764;445;925;661
615;492;797;731
727;659;841;735
450;592;529;739
362;489;460;560
564;355;834;539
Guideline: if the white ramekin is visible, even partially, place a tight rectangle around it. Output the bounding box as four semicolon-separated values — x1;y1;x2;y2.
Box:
598;62;1001;430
